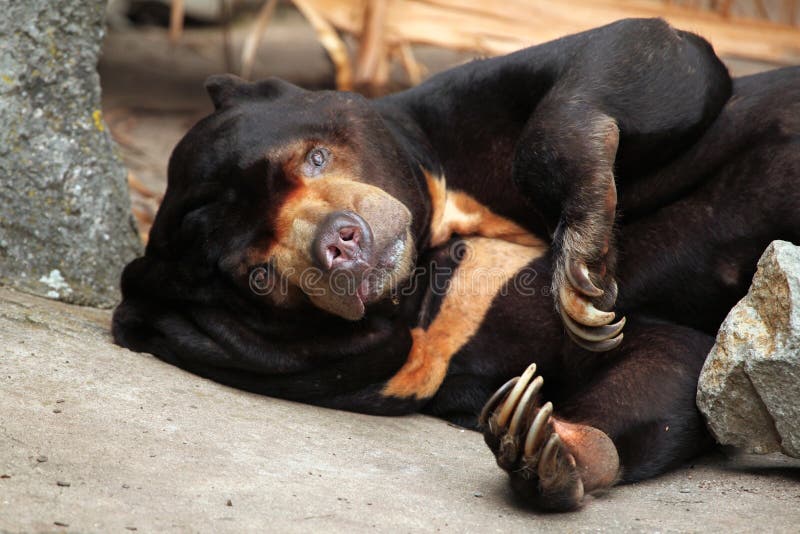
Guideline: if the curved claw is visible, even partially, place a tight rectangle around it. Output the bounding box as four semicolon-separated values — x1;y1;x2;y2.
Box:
479;377;518;427
566;258;603;298
495;363;537;428
540;433;563;476
607;279;618;303
508;376;544;437
559;284;615;327
566;329;624;352
524;401;553;457
560;307;626;342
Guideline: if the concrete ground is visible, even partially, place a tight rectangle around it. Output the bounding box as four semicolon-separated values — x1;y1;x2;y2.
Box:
2;287;800;532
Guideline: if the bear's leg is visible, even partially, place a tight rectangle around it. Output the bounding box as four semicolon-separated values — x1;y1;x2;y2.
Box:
513;98;624;352
480;319;714;511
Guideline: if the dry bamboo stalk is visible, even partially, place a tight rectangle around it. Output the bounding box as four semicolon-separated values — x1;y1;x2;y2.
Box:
221;0;235;72
293;0;355;90
127;172;159;200
169;0;185;43
240;0;279;79
714;0;734;17
785;0;797;24
754;0;770;19
354;0;390;93
396;42;423;85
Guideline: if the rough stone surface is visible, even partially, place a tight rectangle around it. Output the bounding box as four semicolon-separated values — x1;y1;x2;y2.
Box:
0;0;142;308
2;286;800;532
698;240;800;458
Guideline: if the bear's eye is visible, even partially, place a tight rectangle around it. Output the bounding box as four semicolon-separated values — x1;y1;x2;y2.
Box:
304;147;331;176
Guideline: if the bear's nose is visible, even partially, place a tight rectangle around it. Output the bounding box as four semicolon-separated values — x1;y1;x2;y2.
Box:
312;211;374;272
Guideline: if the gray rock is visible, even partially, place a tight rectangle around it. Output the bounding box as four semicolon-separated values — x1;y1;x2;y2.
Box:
0;0;142;308
697;240;800;457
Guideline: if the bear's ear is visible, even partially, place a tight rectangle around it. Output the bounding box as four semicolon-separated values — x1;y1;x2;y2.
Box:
205;74;303;110
205;73;249;110
252;77;303;100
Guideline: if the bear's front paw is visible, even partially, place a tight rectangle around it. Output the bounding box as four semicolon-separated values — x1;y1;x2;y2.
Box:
552;229;624;352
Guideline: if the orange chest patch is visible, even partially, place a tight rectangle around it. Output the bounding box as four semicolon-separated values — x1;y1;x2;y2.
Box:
382;237;546;400
424;170;542;248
